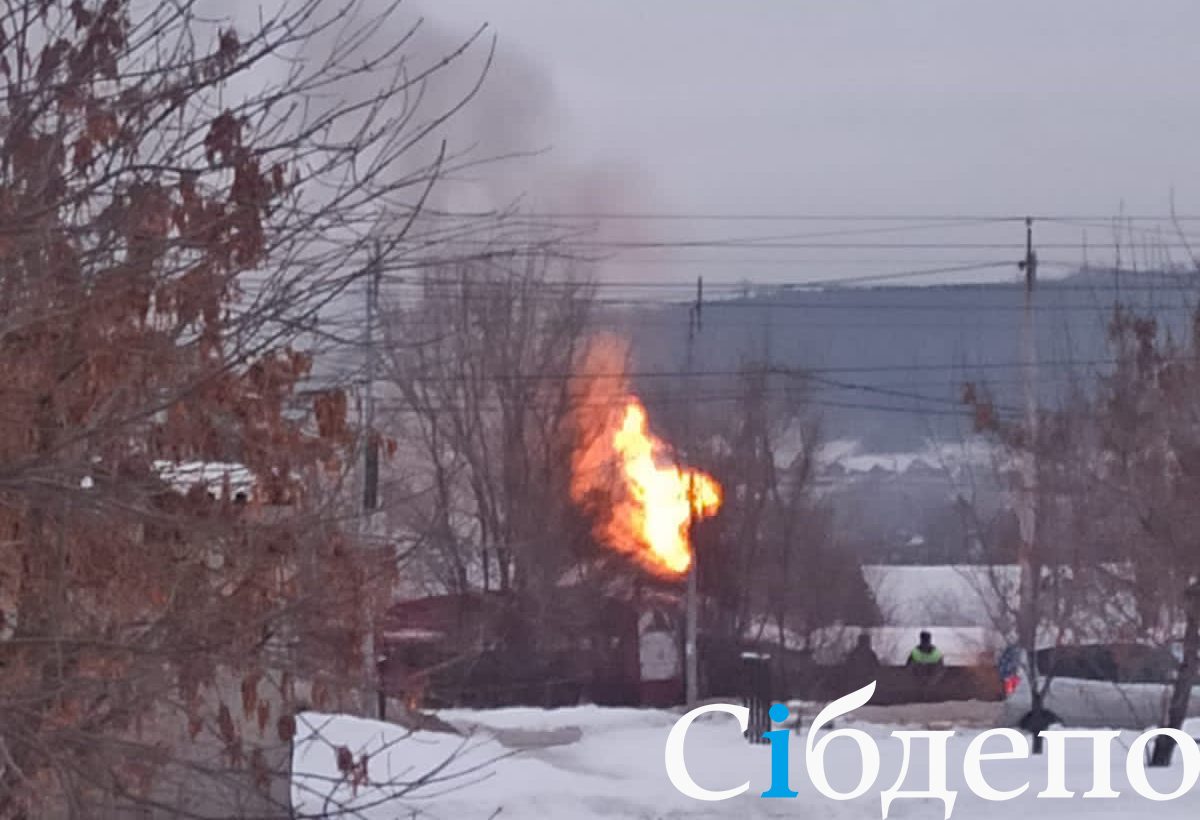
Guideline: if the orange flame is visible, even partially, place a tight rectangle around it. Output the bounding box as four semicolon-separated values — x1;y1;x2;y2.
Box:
570;336;722;576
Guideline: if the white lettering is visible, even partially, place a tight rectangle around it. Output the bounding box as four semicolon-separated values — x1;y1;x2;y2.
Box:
664;703;750;801
963;729;1030;802
1125;730;1200;801
1037;731;1121;799
881;730;957;819
804;682;880;801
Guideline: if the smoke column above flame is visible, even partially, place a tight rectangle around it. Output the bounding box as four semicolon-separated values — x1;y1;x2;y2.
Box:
569;336;722;576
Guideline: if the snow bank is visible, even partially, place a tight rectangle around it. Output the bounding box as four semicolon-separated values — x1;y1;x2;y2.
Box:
294;705;1200;818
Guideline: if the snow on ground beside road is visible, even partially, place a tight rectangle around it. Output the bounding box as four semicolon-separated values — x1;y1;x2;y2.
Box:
293;705;1200;819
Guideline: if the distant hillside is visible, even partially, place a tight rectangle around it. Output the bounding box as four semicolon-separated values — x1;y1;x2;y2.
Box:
610;269;1200;452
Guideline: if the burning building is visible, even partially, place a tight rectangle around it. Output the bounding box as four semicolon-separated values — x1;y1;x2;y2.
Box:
379;334;723;710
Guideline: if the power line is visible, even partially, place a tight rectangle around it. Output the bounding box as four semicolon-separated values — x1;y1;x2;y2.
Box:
425;211;1200;223
594;299;1193;313
390;239;1200;251
376;392;995;420
374;359;1139;385
376;266;1200;295
375;286;1197;309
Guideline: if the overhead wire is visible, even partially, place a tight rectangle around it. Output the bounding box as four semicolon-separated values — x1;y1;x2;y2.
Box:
311;212;1200;429
418;210;1200;223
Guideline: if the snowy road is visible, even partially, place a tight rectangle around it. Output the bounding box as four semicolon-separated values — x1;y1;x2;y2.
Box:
293;705;1200;819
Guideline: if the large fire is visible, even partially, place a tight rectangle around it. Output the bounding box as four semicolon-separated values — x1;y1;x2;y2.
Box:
569;337;722;576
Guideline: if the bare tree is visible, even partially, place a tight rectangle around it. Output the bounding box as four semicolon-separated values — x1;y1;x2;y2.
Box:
652;364;875;690
0;0;497;814
378;253;598;656
1088;306;1200;766
967;302;1200;761
963;383;1123;751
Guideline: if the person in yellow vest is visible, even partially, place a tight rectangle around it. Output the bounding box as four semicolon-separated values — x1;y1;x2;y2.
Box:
906;631;944;682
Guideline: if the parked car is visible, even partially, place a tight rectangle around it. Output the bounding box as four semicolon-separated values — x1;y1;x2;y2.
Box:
1000;643;1200;730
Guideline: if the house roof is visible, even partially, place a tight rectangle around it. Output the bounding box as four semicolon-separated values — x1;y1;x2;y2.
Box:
382;592;509;639
862;564;1015;629
153;460;255;500
862;563;1188;649
381;587;649;647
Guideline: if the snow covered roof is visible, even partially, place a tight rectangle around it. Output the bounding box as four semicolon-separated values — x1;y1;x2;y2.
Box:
863;564;1016;629
382;628;444;643
818;438;994;477
863;563;1186;649
153;460;255;500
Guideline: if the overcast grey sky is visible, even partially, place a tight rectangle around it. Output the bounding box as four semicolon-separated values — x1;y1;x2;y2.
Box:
428;2;1198;212
416;2;1200;285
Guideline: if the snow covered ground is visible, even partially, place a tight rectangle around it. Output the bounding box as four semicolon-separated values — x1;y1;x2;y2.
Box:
292;704;1200;819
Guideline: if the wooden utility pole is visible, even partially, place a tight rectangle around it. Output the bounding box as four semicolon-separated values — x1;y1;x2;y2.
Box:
684;276;703;706
359;249;383;720
1017;217;1041;751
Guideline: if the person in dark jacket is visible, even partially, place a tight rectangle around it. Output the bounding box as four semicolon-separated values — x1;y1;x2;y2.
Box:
845;632;881;689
